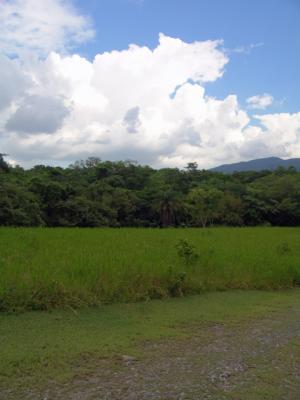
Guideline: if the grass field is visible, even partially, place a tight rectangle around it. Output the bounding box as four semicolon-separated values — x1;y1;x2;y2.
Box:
0;227;300;312
1;289;300;398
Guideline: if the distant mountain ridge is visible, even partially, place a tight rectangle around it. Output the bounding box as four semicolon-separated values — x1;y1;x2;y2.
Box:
210;157;300;173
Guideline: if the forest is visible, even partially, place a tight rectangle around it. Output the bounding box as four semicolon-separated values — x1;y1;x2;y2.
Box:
1;154;300;228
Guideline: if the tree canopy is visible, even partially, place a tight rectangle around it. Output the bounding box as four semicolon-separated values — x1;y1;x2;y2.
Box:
1;156;300;227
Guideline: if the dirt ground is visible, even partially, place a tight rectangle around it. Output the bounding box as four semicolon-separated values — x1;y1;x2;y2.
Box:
6;300;300;400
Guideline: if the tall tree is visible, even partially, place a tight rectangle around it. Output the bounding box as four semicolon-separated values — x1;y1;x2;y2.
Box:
187;187;223;227
0;153;9;172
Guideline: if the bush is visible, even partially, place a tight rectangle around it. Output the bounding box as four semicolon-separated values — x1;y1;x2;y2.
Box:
176;238;199;267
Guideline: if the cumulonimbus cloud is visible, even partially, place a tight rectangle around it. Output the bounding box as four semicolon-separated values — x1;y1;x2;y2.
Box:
247;93;274;110
0;1;299;169
5;94;70;134
0;0;94;57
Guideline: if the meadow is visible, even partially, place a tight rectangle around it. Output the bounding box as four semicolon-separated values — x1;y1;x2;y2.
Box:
0;227;300;312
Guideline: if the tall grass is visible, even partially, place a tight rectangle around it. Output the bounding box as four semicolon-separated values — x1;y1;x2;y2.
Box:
0;227;299;312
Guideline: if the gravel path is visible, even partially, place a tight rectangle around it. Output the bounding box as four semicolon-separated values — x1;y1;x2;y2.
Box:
18;301;300;400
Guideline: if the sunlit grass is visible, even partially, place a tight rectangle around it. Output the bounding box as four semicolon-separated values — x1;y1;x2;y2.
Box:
1;290;299;388
0;227;299;311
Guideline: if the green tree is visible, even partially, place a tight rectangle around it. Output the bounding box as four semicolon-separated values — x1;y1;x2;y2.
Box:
187;187;223;227
219;193;244;226
0;153;9;172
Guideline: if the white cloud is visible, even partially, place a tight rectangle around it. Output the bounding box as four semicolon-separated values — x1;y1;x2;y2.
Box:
1;34;300;168
5;94;70;134
0;55;31;110
1;33;233;167
247;93;274;110
123;106;141;134
232;42;264;55
0;0;95;57
0;1;299;169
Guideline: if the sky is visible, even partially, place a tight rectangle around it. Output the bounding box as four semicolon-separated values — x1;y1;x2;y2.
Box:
0;0;299;169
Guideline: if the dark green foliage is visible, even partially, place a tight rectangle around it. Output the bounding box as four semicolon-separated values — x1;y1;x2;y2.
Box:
168;271;187;297
2;157;300;227
176;239;199;267
0;154;9;172
174;239;199;296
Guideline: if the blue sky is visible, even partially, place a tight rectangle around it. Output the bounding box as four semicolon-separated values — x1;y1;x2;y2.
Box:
0;0;299;168
75;0;300;114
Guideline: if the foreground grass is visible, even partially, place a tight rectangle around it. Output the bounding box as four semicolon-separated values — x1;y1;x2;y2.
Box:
1;227;300;311
1;289;299;393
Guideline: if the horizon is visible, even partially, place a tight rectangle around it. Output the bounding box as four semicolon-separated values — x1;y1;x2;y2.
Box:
0;0;299;169
3;153;300;172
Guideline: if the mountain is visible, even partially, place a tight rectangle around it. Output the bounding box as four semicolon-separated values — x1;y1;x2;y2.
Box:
210;157;300;173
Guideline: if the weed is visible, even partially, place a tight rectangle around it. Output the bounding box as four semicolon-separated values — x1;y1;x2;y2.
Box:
175;238;199;267
0;227;299;312
169;271;187;297
276;241;292;255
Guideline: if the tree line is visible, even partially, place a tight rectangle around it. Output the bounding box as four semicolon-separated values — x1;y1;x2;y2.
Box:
1;154;300;227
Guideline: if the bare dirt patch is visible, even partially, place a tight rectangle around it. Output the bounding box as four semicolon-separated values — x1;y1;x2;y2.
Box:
11;302;300;400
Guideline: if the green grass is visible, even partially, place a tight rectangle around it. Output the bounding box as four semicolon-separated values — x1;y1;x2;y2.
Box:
0;227;300;311
1;289;299;389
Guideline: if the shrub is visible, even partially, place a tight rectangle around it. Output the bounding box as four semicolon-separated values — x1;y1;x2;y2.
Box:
176;238;199;267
